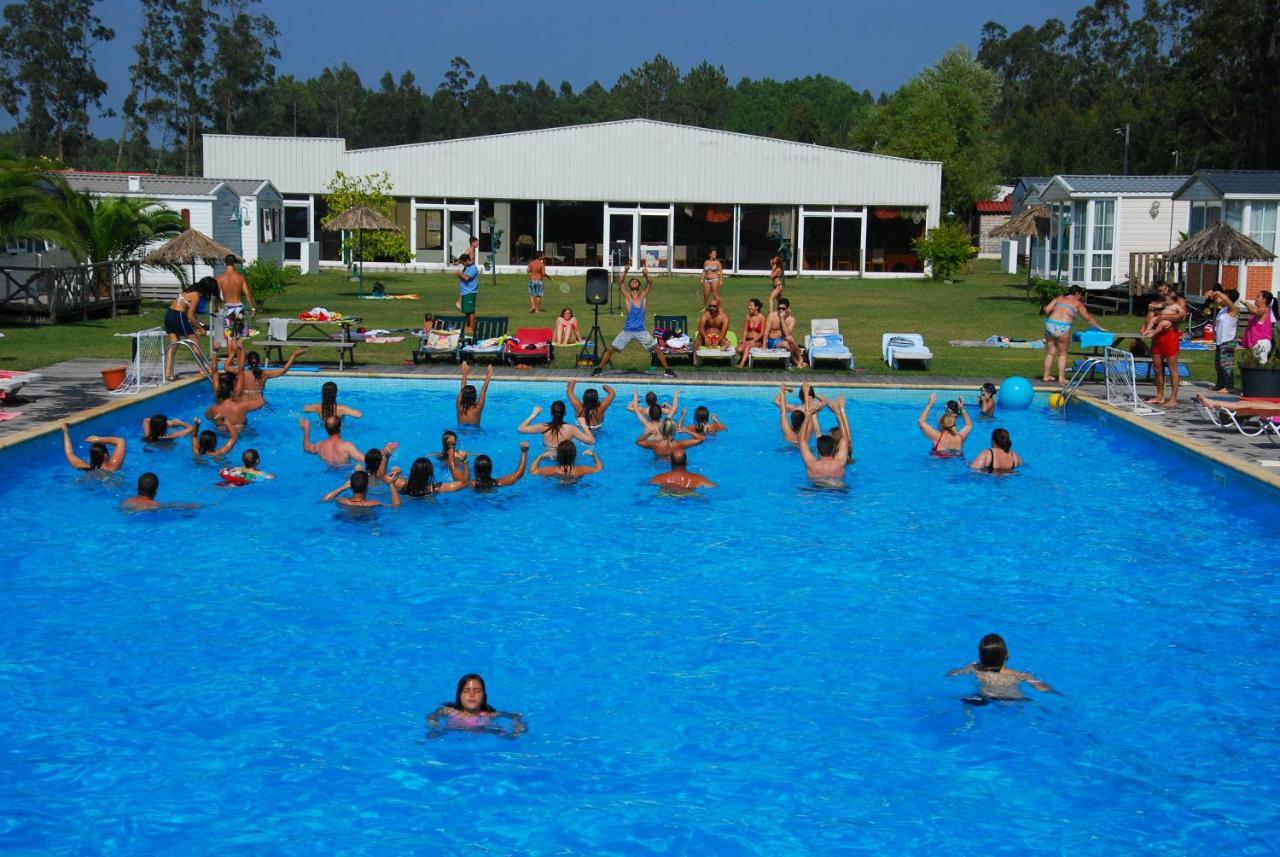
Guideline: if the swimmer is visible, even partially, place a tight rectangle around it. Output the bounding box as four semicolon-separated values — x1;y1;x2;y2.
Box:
978;382;997;418
299;415;363;466
427;674;526;738
456;361;493;426
567;379;616;428
222;448;274;482
637;415;706;459
322;468;401;508
121;472;161;511
387;456;467;496
530;439;603;483
141;414;193;443
364;442;398;482
437;430;469;465
798;395;851;485
643;389;680;416
62;423;126;472
304;381;363;420
947;633;1052;703
969;428;1022;473
630;400;668;441
468;442;530;489
918;393;972;456
228;344;305;403
518;401;596;448
680;405;727;435
775;384;824;445
649;448;715;491
190;417;240;458
205;363;254;433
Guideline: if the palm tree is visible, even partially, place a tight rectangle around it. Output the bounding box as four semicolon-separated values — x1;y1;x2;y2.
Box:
32;179;185;266
0;156;56;247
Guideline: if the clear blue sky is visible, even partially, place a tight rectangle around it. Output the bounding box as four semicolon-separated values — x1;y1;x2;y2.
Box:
8;0;1088;137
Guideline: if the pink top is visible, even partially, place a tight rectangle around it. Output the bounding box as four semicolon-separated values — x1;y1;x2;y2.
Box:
1243;311;1273;349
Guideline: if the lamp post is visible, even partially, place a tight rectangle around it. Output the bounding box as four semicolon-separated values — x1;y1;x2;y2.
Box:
1115;124;1131;175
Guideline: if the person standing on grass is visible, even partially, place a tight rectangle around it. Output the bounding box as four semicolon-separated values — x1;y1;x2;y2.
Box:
527;251;546;314
456;253;480;337
591;259;676;378
1204;287;1240;394
702;248;724;308
769;255;785;312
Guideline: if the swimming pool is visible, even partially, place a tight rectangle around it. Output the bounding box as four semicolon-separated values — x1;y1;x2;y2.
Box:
2;376;1277;853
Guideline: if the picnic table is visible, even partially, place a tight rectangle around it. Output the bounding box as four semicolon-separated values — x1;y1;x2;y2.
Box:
263;316;363;370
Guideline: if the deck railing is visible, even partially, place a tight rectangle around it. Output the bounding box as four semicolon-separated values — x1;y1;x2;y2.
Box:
0;261;142;323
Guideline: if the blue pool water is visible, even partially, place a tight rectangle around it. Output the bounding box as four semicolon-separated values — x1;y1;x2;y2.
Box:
1;376;1278;853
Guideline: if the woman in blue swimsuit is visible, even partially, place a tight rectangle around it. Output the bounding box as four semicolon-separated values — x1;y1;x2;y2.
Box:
1042;286;1105;384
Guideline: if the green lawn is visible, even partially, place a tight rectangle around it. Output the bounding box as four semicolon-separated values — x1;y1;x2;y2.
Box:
0;262;1212;380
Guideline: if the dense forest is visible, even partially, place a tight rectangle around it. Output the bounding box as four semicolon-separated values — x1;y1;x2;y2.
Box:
1;0;1276;212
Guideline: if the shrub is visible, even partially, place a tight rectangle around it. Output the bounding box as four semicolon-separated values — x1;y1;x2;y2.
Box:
1031;278;1066;305
244;259;297;307
912;221;977;282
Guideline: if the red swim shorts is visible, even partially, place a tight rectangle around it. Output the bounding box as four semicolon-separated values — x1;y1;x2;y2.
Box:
1152;328;1181;358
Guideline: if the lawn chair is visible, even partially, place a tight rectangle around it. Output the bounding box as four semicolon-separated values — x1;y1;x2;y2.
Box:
882;333;933;369
653;314;694;366
747;343;791;369
1194;396;1272;438
695;331;737;367
805;319;854;370
505;327;554;365
460;316;510;363
413;314;467;364
0;369;42;402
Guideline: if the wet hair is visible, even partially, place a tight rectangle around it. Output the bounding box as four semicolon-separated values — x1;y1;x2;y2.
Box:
473;454;496;488
978;634;1008;671
349;470;370;495
658;418;677;440
137;472;159;498
364;447;383;473
991;428;1012;452
945;400;961;416
197;429;218;453
403;457;436;496
693;406;710;430
216;372;236;401
748;298;762;311
790;409;806;432
245;350;263;380
242;448;259;468
441;430;458;455
580;388;600;424
644;391;658;407
448;673;495;712
647;403;663;422
555;439;577;468
323;415;342;436
320;381;338;419
816;435;836;457
88;442;107;469
548;400;568;433
145;414;168;441
981;382;997;397
938;412;958;433
670;448;688;468
459;384;478;412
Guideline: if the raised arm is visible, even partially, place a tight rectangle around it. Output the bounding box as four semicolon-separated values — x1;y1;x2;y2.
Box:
640;259;653;294
377;442;396;480
832;396;852;461
190;418;203;456
86;436;127;471
321;480;350;503
299;417;315;453
797;411;819;468
517;406;545;434
529;450;556;476
62;423;89;469
457;361;471;404
600;384;617;413
213;422;240;457
496;442;530;486
565;379;582;413
918;394;941;442
167;418;193;440
957;398;973;440
261;346;306;380
568;417;596;445
477;365;493;410
387;477;401;508
583;448;603;474
778;391;799;444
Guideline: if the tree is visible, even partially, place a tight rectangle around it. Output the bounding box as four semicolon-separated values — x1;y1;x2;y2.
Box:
613;54;682;122
321;171;410;264
31;176;184;271
912;221;978;281
678;62;731;128
117;0;172;170
158;0;214;175
853;46;1003;213
0;156;55;245
209;0;280;134
0;0;114;162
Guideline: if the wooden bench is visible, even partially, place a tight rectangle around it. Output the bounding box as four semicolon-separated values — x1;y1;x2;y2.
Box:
263;338;358;370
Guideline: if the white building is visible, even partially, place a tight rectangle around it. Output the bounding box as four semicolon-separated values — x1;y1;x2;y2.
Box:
1172;170;1280;297
202;119;942;278
58;172;284;297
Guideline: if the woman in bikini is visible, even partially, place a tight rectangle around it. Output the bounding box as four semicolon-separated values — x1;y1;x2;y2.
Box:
637;415;707;459
918;393;972;456
385;456;468;496
737;298;766;367
701;249;724;307
553;308;581;346
1042;285;1105;384
769;256;785;312
969;428;1022;473
303;381;362;420
456;361;493;426
517;401;596;448
227;343;305;408
163;277;213;380
566;379;616;428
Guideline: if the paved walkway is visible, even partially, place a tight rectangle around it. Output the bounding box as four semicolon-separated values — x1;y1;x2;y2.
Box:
3;358;1277;490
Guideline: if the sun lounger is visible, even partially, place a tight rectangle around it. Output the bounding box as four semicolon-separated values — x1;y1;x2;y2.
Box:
695;331;737;367
0;370;41;402
748;346;791;369
413;315;467;364
882;333;933;369
805;319;854;370
653;315;694;366
459;317;510;363
505;327;554;364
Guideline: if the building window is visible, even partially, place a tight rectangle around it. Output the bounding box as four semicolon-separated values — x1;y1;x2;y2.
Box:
672;204;733;270
1189;202;1222;235
865;208;924;273
739;205;795;270
542;201;602;266
1225;200;1245;231
510;201;537;263
1070;201;1087;283
1090;199;1115;282
1250;202;1277;253
259;208;281;245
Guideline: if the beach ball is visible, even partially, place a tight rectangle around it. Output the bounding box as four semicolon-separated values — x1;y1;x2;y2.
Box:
999;376;1034;410
1049;392;1065;409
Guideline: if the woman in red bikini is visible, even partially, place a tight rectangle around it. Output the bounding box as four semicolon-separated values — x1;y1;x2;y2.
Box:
736;298;766;368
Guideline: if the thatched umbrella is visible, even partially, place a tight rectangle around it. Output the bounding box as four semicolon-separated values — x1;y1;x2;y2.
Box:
1166;222;1275;296
143;227;237;285
991;204;1049;239
323;205;399;292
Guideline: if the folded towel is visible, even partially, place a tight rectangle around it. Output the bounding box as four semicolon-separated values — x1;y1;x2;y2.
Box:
364;336;404;344
665;335;691;349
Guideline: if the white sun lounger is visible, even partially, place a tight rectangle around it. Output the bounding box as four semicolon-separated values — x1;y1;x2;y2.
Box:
748;346;791;369
695;331;737;367
0;370;42;401
882;333;933;369
805;319;854;370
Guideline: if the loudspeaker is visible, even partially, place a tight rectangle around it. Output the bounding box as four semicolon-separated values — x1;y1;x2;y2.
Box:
585;268;609;305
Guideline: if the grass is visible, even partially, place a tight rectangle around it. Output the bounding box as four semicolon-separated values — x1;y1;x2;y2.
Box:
0;262;1212;380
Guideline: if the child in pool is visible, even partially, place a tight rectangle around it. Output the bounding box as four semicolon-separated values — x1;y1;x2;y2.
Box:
427;674;526;737
221;448;274;484
947;633;1052;703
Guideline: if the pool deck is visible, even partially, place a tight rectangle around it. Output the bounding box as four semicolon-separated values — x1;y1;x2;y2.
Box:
4;358;1279;491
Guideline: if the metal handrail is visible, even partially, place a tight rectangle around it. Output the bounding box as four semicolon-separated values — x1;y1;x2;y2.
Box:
165;339;213;382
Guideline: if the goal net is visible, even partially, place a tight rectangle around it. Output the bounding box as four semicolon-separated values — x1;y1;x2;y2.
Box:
111;327;167;395
1103;347;1162;416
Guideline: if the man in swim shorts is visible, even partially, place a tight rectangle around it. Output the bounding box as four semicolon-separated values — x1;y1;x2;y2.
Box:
216;254;254;341
527;251;545;314
762;298;806;368
591;259;676;377
1144;281;1187;408
695;300;730;350
456;253;480;337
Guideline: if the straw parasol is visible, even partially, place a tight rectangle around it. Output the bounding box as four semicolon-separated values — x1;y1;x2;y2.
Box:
991;204;1049;239
1164;221;1275;264
323;205;399;291
143;227;237;285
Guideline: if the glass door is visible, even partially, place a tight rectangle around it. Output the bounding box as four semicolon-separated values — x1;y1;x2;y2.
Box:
605;206;671;271
445;206;475;263
607;212;635;268
639;210;670;271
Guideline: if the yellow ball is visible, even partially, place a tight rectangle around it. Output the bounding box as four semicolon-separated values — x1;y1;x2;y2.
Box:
1049;393;1065;409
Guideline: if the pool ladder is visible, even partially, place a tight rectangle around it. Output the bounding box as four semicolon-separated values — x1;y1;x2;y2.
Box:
1059;357;1105;405
165;339;214;382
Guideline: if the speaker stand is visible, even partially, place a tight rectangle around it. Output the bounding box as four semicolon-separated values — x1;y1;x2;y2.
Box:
578;303;606;367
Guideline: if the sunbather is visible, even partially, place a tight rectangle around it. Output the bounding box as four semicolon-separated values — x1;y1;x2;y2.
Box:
918;393;972;456
530;440;603;483
456;361;492;426
1194;392;1280;415
62;423;125;472
737;298;767;367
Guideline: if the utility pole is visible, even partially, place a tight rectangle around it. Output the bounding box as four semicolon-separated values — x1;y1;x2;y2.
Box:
1115;124;1131;175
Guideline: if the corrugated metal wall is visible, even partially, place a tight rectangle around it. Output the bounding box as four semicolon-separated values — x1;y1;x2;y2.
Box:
205;120;940;219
